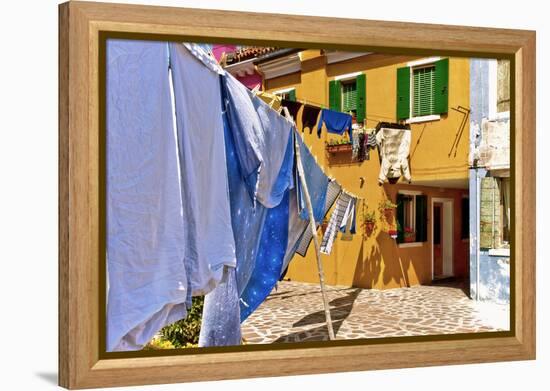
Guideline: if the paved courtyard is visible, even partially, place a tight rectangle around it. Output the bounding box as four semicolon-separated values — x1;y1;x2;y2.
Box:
241;280;509;344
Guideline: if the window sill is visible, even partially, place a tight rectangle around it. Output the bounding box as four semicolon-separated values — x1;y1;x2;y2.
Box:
488;248;510;257
405;114;441;124
398;242;423;248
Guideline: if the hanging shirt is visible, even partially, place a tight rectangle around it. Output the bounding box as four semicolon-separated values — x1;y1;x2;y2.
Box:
376;127;412;185
106;40;189;352
282;99;303;122
301;104;321;133
223;74;294;208
296;134;329;222
317;109;353;139
169;43;237;297
320;192;353;255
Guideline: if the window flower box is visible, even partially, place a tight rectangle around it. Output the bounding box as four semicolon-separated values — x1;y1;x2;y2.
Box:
326;143;352;154
404;227;416;242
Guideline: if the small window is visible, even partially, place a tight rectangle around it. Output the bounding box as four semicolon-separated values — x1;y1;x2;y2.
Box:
341;80;357;115
275;88;296;102
396;193;427;244
412;65;436;117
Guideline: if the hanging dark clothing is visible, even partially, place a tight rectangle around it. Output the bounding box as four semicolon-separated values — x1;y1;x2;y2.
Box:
282;99;303;122
362;132;377;160
301;104;321;133
317;109;353;139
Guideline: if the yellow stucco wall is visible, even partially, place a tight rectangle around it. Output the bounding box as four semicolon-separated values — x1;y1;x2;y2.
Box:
266;52;470;289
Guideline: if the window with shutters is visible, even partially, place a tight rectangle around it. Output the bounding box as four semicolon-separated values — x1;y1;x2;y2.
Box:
412;65;436;117
329;73;366;124
275;88;296;101
396;58;448;122
396;192;428;245
341;80;357;114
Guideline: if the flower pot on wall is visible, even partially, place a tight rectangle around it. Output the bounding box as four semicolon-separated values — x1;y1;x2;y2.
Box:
383;208;395;222
364;221;375;237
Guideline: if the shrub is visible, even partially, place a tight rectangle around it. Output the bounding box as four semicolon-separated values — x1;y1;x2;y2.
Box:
159;296;204;348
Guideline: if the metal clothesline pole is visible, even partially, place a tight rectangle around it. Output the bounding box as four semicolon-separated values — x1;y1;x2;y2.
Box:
293;131;336;341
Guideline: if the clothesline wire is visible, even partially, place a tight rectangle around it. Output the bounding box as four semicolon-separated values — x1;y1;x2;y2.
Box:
286;97;397;125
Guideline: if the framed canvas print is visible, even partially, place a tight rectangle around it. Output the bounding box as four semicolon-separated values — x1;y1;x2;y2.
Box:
58;1;536;389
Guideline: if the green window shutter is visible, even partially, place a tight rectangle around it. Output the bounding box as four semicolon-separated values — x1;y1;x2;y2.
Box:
342;81;357;113
461;197;469;240
396;194;405;244
415;195;428;242
356;74;366;124
288;89;296;102
434;58;449;114
413;66;435;117
329;80;342;111
396;66;410;120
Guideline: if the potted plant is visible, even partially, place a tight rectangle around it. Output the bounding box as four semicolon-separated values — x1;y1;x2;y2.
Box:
379;199;397;221
362;210;376;237
388;228;398;239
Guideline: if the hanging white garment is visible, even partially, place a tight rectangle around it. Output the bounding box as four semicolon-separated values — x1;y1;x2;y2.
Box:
320;192;352;255
169;43;236;296
376;128;412;184
106;40;189;352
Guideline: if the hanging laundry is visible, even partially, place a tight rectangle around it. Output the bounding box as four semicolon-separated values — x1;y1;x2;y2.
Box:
282;99;303;122
296;134;329;222
106;40;189;352
362;131;378;160
317;109;353;139
352;129;364;161
340;197;357;235
295;179;341;257
320;192;353;255
240;190;290;321
376;127;412;185
198;266;241;347
256;90;282;110
223;74;294;208
200;75;296;345
169;43;237;297
280;186;309;274
301;104;321;133
199;101;267;347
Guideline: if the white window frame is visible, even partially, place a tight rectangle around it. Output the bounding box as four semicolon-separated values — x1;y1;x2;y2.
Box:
405;57;442;124
397;190;424;248
272;87;296;101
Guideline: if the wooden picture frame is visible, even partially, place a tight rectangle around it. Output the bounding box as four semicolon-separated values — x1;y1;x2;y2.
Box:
58;1;536;389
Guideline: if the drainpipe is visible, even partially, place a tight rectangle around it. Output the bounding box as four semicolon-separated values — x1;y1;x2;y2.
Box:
476;172;481;301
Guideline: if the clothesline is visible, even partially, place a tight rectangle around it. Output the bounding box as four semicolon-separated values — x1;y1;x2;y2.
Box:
291;119;364;201
286;97;399;125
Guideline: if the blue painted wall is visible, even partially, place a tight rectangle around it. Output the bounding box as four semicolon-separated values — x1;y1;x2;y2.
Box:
468;60;510;304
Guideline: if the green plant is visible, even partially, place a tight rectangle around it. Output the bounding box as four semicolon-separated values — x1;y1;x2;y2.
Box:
143;338;175;350
363;210;376;223
379;199;397;210
159;296;204;348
